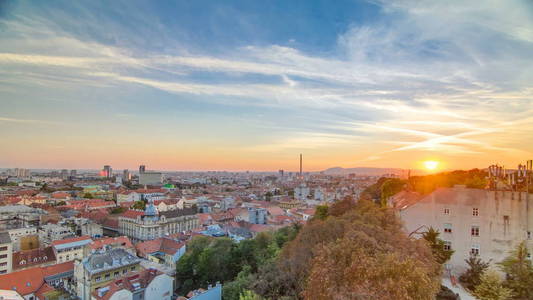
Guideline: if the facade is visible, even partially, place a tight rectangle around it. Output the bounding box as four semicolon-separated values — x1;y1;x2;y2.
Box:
247;207;267;225
118;202;198;242
7;227;38;251
52;236;92;263
0;232;13;274
183;283;222;300
396;186;533;275
12;246;56;272
39;224;74;244
75;247;141;300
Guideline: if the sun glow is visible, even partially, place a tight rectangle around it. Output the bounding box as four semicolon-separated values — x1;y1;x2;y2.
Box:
424;160;439;171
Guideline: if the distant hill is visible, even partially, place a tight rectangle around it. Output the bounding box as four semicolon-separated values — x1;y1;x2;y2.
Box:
322;167;411;176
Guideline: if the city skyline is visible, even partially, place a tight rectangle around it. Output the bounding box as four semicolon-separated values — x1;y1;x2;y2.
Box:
1;0;533;171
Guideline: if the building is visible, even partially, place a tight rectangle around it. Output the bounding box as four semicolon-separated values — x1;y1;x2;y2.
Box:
12;247;56;272
75;247;141;300
0;261;75;300
91;268;173;300
103;165;113;178
395;186;533;275
122;169;131;181
135;237;186;269
87;236;135;256
139;172;163;185
7;227;38;251
39;223;74;244
248;207;267;225
118;200;198;242
139;165;146;174
0;232;13;274
52;236;92;263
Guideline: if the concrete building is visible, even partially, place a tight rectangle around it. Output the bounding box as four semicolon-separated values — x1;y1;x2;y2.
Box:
139;172;163;185
248;207;267;225
39;223;74;244
7;227;38;251
118;201;198;242
75;247;141;300
90;268;173;300
52;236;92;263
294;184;310;201
136;237;186;270
182;283;222;300
0;232;13;274
395;186;533;275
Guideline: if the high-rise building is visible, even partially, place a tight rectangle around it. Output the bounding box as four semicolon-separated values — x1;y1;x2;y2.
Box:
70;169;77;177
60;169;69;179
103;165;113;178
123;169;131;181
139;165;146;174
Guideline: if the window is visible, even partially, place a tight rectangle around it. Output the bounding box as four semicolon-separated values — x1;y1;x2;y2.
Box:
444;223;452;233
473;208;479;216
0;254;7;259
95;276;101;282
528;231;531;240
122;269;127;274
131;267;135;271
0;262;6;266
114;272;119;277
444;208;450;215
471;226;480;237
443;241;452;251
471;244;480;256
0;247;7;251
105;274;110;279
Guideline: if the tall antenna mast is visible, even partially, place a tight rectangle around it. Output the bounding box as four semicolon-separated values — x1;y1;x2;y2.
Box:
299;153;303;178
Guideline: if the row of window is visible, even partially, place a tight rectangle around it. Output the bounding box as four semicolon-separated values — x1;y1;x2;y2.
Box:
444;207;479;216
443;241;480;255
443;223;480;236
94;266;136;282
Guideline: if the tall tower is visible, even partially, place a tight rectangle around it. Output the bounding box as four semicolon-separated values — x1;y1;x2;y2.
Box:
299;154;303;178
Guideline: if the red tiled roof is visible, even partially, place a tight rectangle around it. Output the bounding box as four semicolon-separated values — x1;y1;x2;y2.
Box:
89;236;134;250
0;261;73;296
51;235;91;246
120;210;144;219
12;247;56;270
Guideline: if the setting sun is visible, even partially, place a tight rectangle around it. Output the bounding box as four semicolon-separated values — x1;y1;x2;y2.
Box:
424;160;439;171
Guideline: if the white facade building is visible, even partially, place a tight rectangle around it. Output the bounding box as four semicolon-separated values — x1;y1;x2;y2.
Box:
396;186;533;275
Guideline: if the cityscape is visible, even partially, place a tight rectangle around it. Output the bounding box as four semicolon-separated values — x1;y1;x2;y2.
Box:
1;1;533;300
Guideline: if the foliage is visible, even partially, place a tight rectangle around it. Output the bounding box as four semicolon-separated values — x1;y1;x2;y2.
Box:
252;199;440;299
313;205;328;221
55;201;66;206
436;285;459;300
83;193;94;199
473;270;513;300
110;207;126;214
264;192;273;201
131;200;146;210
327;195;356;217
380;178;406;207
459;255;490;291
422;227;454;265
409;169;488;194
177;226;300;299
239;290;264;300
498;241;533;299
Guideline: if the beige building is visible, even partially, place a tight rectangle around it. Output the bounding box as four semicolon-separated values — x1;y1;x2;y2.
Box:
75;247;141;300
7;227;37;251
52;235;92;263
0;232;13;274
395;186;533;275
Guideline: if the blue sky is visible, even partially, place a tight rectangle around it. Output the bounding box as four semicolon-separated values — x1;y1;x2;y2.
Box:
1;0;532;171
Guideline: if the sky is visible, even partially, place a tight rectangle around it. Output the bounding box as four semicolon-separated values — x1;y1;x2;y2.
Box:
0;0;532;172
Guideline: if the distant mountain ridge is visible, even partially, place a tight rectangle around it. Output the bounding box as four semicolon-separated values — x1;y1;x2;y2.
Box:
322;167;411;176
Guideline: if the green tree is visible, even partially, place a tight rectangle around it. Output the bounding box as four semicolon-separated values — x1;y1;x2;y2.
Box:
422;227;454;265
498;241;533;299
380;178;406;207
313;205;328;221
473;270;513;300
83;193;94;199
239;290;264;300
223;266;253;300
131;200;146;210
459;255;490;291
